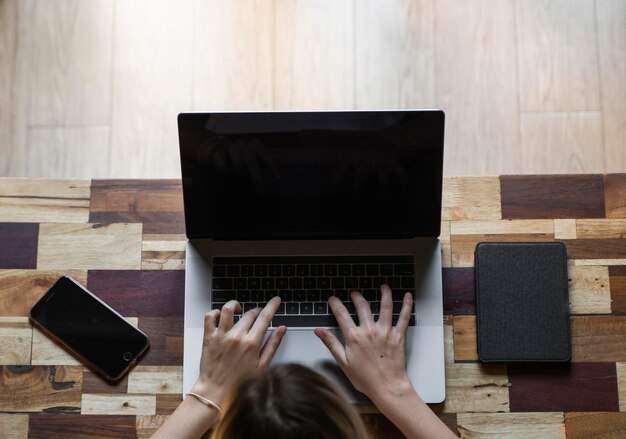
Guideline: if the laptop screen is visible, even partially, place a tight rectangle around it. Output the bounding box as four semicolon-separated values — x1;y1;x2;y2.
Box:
178;111;444;240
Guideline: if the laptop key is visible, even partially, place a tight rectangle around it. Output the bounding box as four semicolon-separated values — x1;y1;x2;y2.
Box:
321;290;334;300
324;264;337;276
236;290;251;302
359;277;372;289
394;264;414;276
335;289;349;301
401;277;414;289
303;277;316;289
318;277;330;289
234;278;247;289
387;277;400;288
272;315;338;328
262;278;274;289
276;278;288;289
380;264;393;275
283;265;295;277
278;290;292;302
343;302;355;314
276;303;285;315
265;290;280;301
241;265;254;277
293;290;306;301
372;277;386;288
213;290;236;302
212;302;225;310
366;264;379;276
226;266;240;277
331;277;344;288
352;264;365;276
362;289;377;301
307;290;321;301
248;278;261;289
289;278;303;289
212;278;232;290
213;265;227;277
346;277;358;289
286;303;299;314
301;303;313;314
255;265;268;277
392;289;414;301
311;265;324;276
269;265;281;276
314;302;327;314
251;290;264;302
243;302;257;312
338;264;351;276
296;265;309;276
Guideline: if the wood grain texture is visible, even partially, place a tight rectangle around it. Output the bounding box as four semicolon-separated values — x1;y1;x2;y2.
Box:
609;266;626;314
574;258;626;266
554;219;577;240
457;412;565;439
0;365;83;412
568;265;612;314
29;414;137;439
519;112;604;173
29;0;113;126
142;235;186;270
90;180;184;234
561;239;626;261
274;0;355;110
81;394;156;415
0;317;31;365
571;316;626;362
0;414;28;439
0;223;38;269
442;177;502;221
136;415;170;439
597;0;626;173
442;268;476;315
37;223;142;269
605;174;626;218
618;362;625;411
516;0;600;112
451;219;554;235
508;362;619;412
127;366;182;394
450;233;554;267
564;412;626;439
440;221;452;268
0;269;87;316
501;175;606;219
137;317;183;366
576;219;626;239
440;363;509;413
453;315;478;362
155;394;181;416
355;0;435;109
82;370;129;395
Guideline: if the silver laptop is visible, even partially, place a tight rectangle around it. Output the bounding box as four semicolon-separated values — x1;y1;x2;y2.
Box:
178;110;446;403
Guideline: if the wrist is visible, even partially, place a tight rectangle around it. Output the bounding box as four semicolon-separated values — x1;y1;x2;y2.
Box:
190;379;228;408
369;376;419;413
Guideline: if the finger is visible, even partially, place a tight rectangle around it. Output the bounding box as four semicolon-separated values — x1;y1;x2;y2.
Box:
231;307;262;335
314;327;347;368
203;309;220;335
350;290;373;327
378;284;393;327
218;300;241;332
394;292;414;335
328;296;356;332
258;325;287;369
249;296;281;342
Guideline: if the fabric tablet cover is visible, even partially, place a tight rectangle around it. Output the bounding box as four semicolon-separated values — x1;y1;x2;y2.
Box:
475;242;571;362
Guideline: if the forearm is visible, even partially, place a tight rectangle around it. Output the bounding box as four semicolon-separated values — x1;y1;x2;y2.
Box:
151;396;220;439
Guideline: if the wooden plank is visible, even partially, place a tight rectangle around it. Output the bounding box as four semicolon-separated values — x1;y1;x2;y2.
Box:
571;316;626;362
440;363;509;413
435;0;520;175
597;1;626;173
453;315;478;362
519;112;604;173
605;174;626;219
509;362;619;412
25;127;111;178
0;178;90;223
501;175;606;219
0;269;87;316
516;0;600;112
457;412;565;439
192;0;273;111
136;415;170;439
568;265;612;314
29;414;137;438
0;223;38;269
82;370;129;394
444;316;454;365
451;233;554;267
576;219;626;239
87;271;184;317
142;236;186;270
137;317;183;366
355;0;435;109
0;414;29;439
0;317;32;365
561;239;626;261
440;221;451;268
554;219;577;240
0;365;82;412
564;412;626;439
37;223;142;270
81;394;156;416
274;0;355;109
127;366;182;394
618;362;625;411
442;177;502;221
29;0;113;126
574;259;626;266
609;266;626;314
450;219;554;235
155;394;181;415
442;268;476;315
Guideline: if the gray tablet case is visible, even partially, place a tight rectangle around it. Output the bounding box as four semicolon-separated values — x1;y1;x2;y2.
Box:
475;242;571;362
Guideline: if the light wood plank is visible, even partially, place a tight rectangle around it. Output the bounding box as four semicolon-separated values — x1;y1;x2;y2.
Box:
450;219;554;235
519;112;604;173
596;0;626;172
141;236;186;270
435;0;520;174
451;233;554;267
442;363;509;413
274;0;355;109
127;366;182;394
0;317;32;365
575;258;626;266
81;394;156;415
618;362;625;411
453;315;478;362
571;316;626;362
193;0;273;111
0;414;29;439
576;219;626;239
25;127;110;178
440;221;451;268
516;0;600;111
110;0;194;178
136;415;170;439
29;0;113;126
457;412;565;439
355;0;435;109
442;177;502;221
554;219;577;239
0;178;90;223
37;223;142;270
568;264;612;314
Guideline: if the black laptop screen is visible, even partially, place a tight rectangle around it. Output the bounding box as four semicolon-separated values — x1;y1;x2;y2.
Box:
178;111;444;240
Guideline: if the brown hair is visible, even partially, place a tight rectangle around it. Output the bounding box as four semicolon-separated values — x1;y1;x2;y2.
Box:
211;363;368;439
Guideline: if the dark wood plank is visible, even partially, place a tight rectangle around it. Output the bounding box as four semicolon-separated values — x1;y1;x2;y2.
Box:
0;223;38;269
29;414;136;438
0;366;82;412
360;413;458;438
501;175;605;219
87;270;184;317
571;316;626;362
605;174;626;219
609;266;626;315
560;239;626;260
89;179;184;234
565;412;626;439
509;362;619;412
442;267;476;315
137;317;183;366
82;371;129;394
156;394;181;415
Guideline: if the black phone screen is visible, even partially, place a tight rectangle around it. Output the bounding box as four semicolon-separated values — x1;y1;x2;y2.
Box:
30;276;149;380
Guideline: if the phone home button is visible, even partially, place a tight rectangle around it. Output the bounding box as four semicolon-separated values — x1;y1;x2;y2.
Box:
123;352;133;362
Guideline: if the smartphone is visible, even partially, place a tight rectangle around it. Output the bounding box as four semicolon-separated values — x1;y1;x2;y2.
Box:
30;276;150;381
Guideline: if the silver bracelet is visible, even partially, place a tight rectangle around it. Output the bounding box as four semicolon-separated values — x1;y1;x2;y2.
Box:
186;392;223;415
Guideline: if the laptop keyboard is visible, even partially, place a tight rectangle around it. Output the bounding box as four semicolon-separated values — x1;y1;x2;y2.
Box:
211;256;416;328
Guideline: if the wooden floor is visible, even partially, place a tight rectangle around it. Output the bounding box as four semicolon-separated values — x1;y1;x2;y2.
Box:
1;0;625;178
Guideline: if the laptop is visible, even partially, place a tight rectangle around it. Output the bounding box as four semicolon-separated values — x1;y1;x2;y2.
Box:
178;110;446;403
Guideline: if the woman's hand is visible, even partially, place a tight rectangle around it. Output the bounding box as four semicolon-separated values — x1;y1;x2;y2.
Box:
190;296;287;406
314;285;414;405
